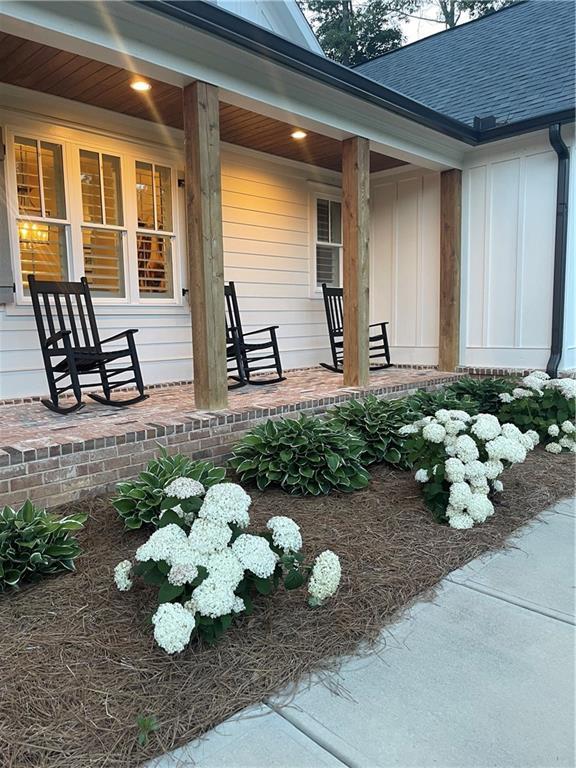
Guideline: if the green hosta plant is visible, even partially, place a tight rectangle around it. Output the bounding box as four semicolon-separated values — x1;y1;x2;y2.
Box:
446;376;516;415
0;500;86;590
406;388;480;417
113;446;226;530
330;395;416;469
230;414;369;495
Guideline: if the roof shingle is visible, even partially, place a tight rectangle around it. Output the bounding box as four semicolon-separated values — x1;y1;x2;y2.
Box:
355;0;575;128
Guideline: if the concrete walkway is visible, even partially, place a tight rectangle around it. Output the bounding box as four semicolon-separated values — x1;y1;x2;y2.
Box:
150;497;576;768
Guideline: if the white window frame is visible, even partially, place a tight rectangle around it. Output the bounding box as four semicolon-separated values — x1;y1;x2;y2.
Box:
4;120;184;309
134;158;178;303
308;186;343;299
6;129;72;304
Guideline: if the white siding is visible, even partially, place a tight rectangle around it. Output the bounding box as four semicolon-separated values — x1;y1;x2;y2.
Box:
0;99;339;398
370;169;441;366
562;128;576;371
461;130;565;371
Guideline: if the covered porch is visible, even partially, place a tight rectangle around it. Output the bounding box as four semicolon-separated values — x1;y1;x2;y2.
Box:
0;366;461;509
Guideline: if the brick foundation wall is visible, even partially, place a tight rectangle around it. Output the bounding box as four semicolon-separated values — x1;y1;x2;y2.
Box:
1;377;456;510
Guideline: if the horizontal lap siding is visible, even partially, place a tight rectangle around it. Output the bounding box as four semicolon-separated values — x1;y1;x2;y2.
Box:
0;145;335;398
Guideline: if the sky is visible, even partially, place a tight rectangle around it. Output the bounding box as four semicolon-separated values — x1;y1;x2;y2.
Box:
400;3;472;44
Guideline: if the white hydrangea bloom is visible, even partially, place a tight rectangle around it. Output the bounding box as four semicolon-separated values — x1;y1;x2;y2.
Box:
547;424;560;437
199;483;251;528
559;436;576;450
469;476;490;494
114;559;133;591
164;476;205;499
206;549;245;590
501;423;524;441
546;378;576;399
467;494;494;523
485;436;527;464
530;370;550;381
444;419;468;436
232;534;278;578
422;422;446;444
482;460;502;481
448;512;474;530
152;603;196;654
232;596;246;613
136;524;189;564
447;410;473;423
449;481;473;512
454;435;480;463
445;457;466;483
470;414;501;441
561;421;575;434
545;442;562;454
525;429;540;447
266;516;303;553
192;577;238;619
498;392;514;404
168;561;199;586
492;480;504;493
308;550;341;604
434;409;451;424
415;468;429;483
463;460;487;481
522;374;546;392
188;518;232;553
512;387;535;399
398;423;420;435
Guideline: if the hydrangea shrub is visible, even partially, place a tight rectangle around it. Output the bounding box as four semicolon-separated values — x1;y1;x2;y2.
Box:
112;446;226;529
0;501;86;589
402;409;538;529
330;395;416;469
229;414;369;495
114;482;342;652
497;371;575;453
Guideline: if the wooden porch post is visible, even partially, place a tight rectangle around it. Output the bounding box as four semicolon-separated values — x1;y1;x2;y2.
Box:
342;136;370;387
438;168;462;372
183;81;228;410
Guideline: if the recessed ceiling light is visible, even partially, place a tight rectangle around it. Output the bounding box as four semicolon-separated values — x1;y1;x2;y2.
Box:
131;79;151;92
291;129;307;140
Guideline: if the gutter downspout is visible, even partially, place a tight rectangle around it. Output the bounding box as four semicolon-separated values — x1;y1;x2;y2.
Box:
546;123;570;377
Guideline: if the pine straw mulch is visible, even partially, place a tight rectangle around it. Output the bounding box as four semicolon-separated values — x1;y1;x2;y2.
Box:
1;450;574;768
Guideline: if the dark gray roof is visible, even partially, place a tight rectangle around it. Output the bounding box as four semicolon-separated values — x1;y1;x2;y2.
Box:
355;0;575;128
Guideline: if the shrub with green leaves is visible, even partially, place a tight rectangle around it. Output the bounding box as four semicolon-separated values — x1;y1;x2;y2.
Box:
446;376;516;415
330;395;416;469
230;414;369;495
0;500;86;590
406;388;480;417
113;446;226;529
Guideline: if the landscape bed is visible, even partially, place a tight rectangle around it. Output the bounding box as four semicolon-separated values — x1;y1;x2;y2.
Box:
1;450;574;768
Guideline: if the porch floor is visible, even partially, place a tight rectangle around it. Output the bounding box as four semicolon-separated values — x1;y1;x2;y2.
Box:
1;367;459;454
0;367;461;509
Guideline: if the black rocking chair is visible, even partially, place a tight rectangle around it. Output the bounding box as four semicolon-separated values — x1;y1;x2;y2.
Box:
225;281;285;388
28;275;148;414
321;283;391;373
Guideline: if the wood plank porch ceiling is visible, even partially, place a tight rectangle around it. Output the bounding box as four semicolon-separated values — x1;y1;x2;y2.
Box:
0;32;405;173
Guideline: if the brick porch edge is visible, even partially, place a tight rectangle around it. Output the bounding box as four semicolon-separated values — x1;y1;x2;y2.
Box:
0;374;458;510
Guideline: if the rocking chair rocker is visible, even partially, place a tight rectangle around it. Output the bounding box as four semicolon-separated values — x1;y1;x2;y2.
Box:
321;284;391;373
28;275;148;414
225;281;285;388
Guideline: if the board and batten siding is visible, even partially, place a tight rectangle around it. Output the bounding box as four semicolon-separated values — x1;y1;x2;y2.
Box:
370;169;441;366
460;129;573;371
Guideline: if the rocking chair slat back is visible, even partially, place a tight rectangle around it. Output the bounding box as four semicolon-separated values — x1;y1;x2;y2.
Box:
30;276;100;351
224;283;243;342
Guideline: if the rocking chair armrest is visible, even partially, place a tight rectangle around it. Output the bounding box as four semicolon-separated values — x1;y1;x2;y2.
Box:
44;329;72;348
100;329;139;344
242;326;279;337
369;322;389;328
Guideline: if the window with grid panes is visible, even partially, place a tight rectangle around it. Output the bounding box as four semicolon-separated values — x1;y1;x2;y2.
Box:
135;161;174;298
14;136;68;290
315;197;342;288
79;149;126;297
